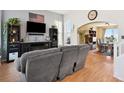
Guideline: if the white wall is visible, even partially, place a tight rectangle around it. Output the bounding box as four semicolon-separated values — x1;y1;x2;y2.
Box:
64;10;124;45
2;10;63;43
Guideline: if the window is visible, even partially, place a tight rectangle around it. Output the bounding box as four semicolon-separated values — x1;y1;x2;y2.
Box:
65;20;73;44
55;20;63;46
104;28;118;42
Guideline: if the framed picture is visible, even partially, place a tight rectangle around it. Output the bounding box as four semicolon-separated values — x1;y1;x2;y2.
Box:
29;12;44;23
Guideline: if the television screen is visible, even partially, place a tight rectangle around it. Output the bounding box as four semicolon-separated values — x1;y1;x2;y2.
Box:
27;21;46;33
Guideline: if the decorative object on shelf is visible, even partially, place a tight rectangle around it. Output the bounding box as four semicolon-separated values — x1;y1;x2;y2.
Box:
8;25;20;43
51;25;57;29
88;10;98;21
7;18;20;25
67;37;71;44
21;39;24;42
44;34;50;41
121;35;124;39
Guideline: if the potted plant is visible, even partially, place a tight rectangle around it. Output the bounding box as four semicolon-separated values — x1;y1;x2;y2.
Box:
2;18;20;34
7;18;20;25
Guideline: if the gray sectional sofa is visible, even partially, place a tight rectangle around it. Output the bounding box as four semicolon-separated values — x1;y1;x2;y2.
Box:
75;44;90;72
15;44;90;82
58;45;79;80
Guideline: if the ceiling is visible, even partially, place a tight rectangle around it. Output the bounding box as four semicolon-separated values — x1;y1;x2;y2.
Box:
49;10;70;14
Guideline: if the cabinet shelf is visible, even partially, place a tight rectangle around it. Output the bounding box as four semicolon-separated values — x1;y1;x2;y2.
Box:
1;24;20;62
49;28;58;47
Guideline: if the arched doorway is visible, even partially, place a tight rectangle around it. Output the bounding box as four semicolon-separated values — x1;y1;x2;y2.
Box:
77;21;118;44
77;21;118;54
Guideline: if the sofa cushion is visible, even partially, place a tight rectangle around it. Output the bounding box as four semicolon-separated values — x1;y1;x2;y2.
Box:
14;58;21;72
75;44;90;71
20;48;61;73
25;52;62;82
58;45;78;80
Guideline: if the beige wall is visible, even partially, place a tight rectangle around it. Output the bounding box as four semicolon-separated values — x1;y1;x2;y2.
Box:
96;27;106;40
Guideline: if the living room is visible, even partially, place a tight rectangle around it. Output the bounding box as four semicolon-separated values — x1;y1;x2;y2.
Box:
0;10;124;82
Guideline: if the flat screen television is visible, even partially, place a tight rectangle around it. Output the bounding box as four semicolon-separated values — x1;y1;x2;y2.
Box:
27;21;46;33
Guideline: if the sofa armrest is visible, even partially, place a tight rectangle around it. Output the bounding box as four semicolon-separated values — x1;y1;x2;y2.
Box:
14;58;21;72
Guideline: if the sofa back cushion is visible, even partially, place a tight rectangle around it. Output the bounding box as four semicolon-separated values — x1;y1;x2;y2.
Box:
20;48;61;73
75;44;90;71
58;45;78;80
25;52;62;82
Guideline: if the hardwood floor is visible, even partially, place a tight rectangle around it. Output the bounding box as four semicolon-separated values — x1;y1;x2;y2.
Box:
62;50;120;82
0;50;121;82
0;61;21;82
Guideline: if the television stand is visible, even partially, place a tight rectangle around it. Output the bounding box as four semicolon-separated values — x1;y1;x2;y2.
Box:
19;41;52;56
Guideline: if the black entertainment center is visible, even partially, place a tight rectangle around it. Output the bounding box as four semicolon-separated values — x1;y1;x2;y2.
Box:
19;41;51;56
2;21;58;62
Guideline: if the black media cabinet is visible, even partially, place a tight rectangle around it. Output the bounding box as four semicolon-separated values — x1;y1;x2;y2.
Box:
3;41;52;62
19;41;52;57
